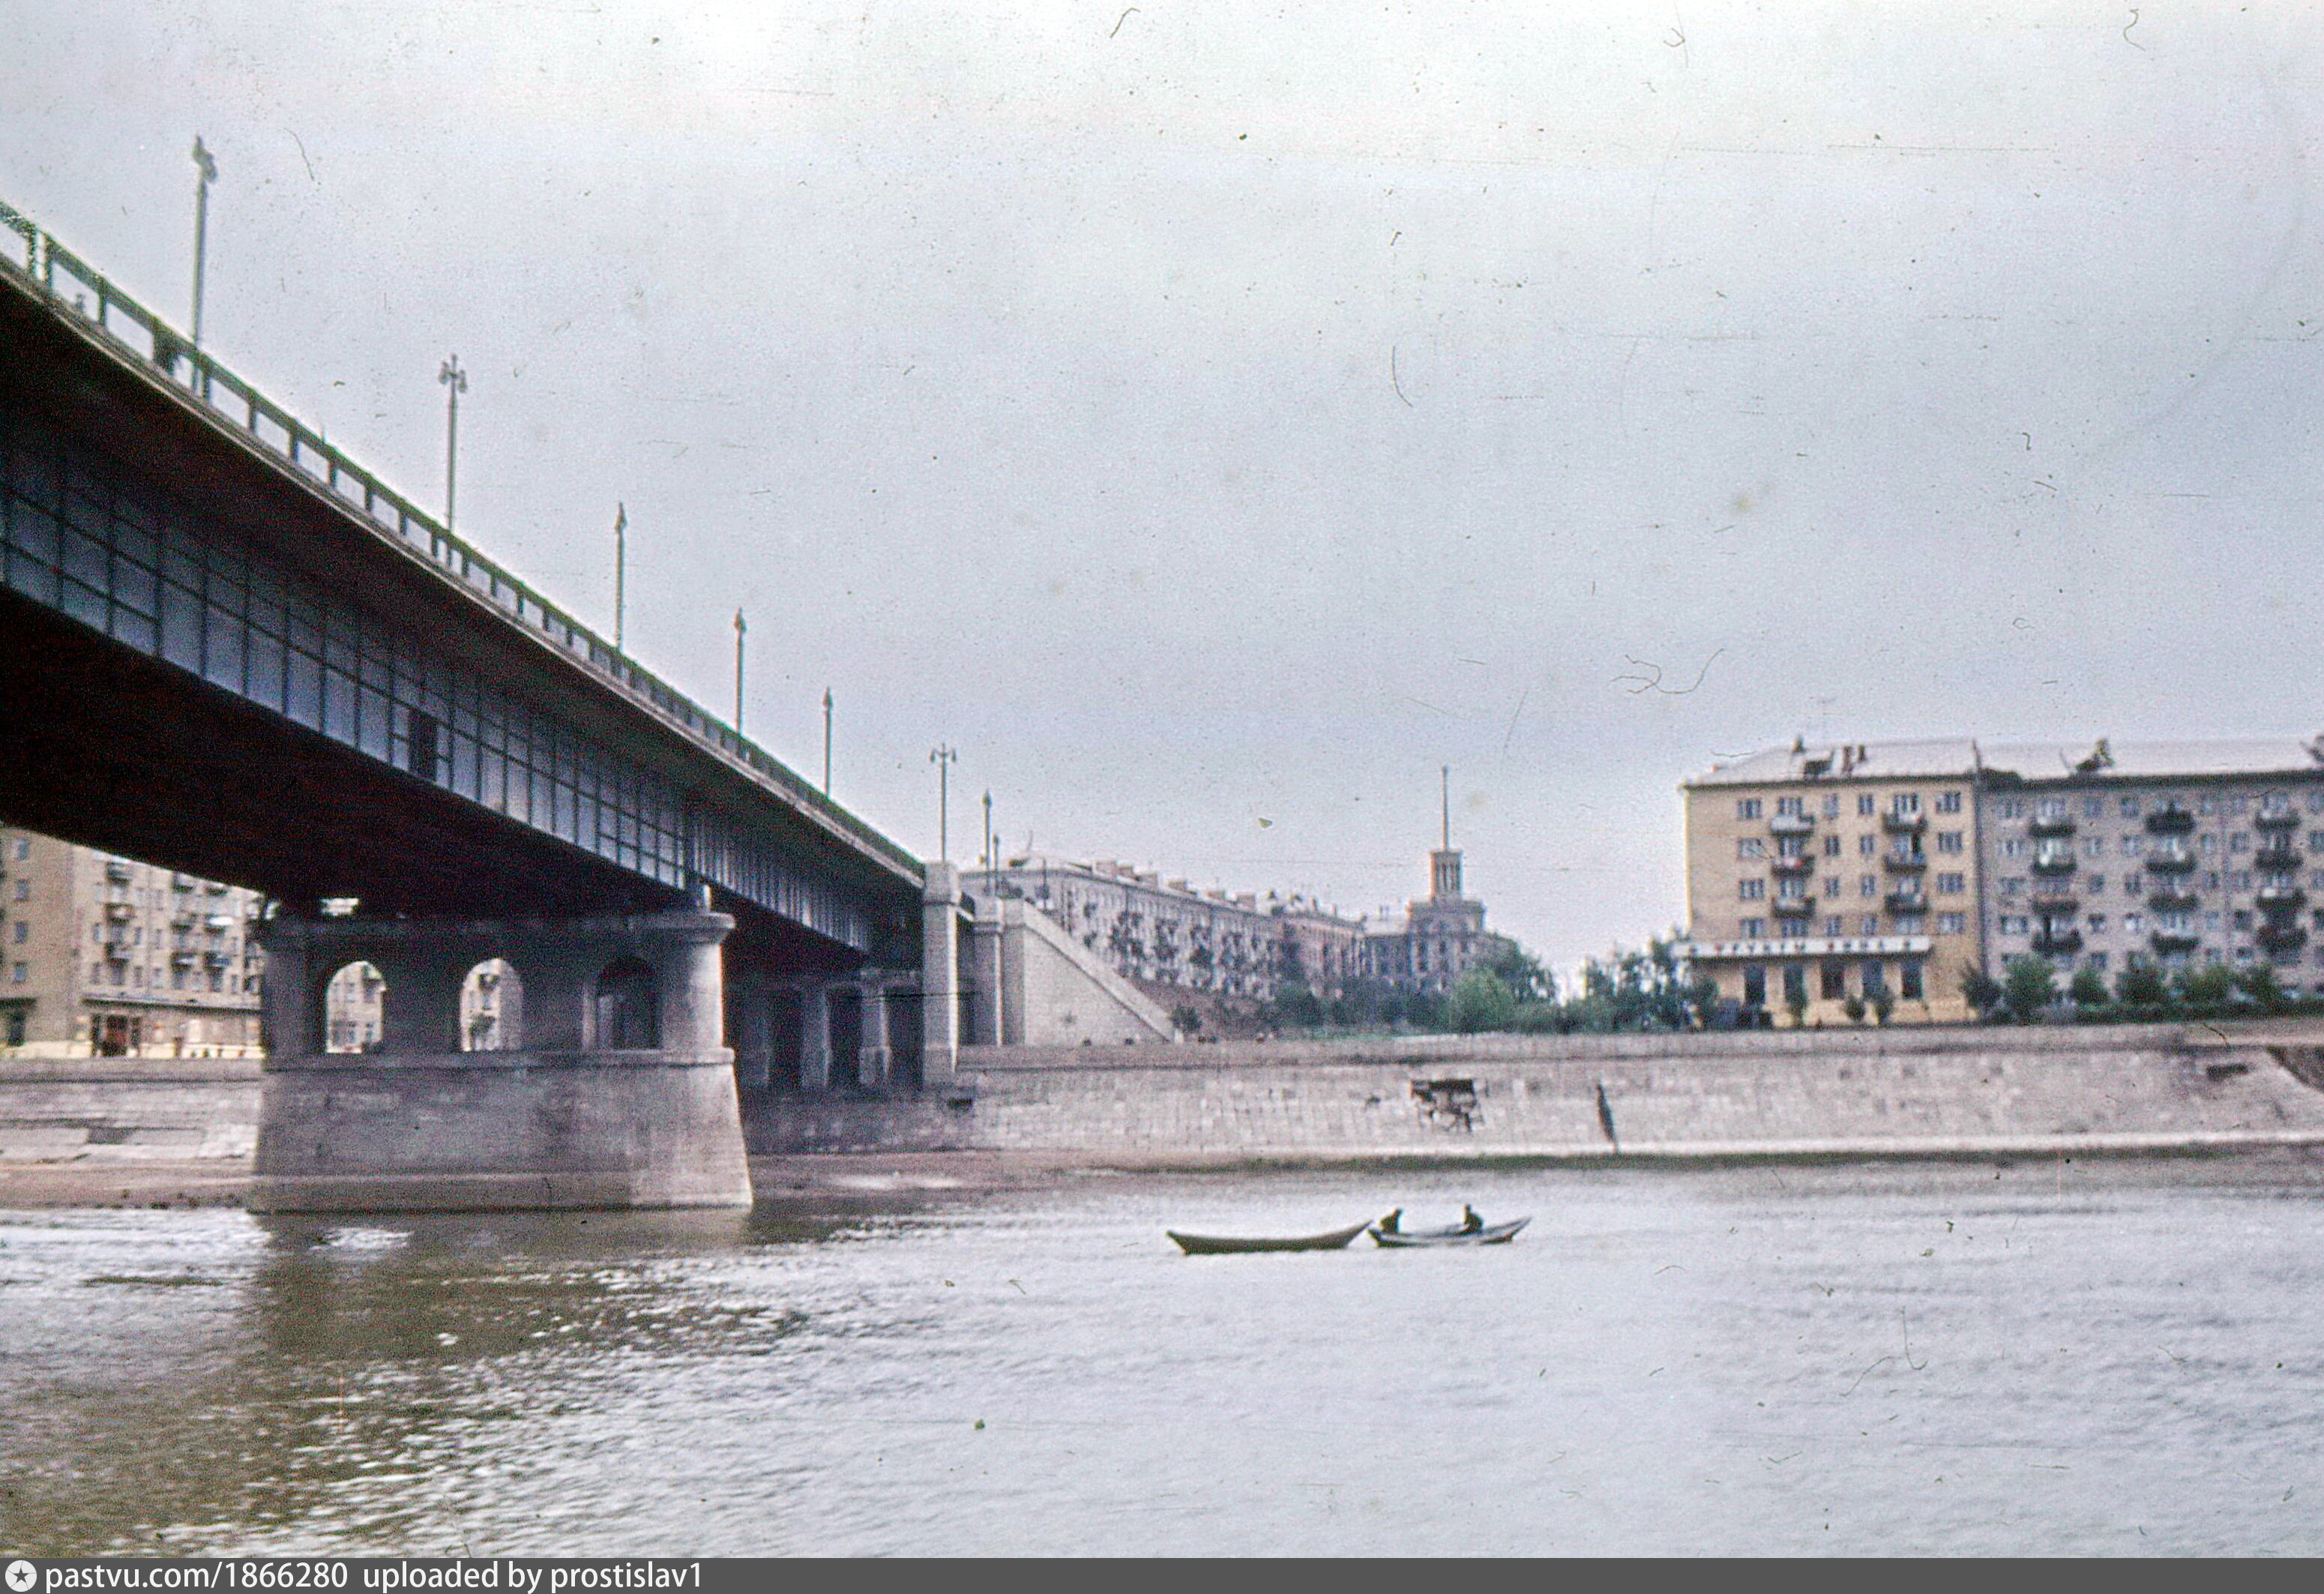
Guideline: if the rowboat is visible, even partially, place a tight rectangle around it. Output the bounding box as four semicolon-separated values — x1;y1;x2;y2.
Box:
1369;1216;1530;1247
1166;1219;1376;1255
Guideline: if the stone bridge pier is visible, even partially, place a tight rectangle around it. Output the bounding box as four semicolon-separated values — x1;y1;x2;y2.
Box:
250;909;753;1212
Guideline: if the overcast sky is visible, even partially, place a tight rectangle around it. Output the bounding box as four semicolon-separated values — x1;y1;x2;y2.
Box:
7;2;2322;974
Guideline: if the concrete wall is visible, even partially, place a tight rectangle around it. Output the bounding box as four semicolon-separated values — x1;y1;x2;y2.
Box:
1000;900;1177;1046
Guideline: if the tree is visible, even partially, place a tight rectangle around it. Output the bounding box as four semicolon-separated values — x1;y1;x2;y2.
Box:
2233;963;2285;1011
2176;963;2235;1011
1444;967;1519;1033
1783;981;1809;1028
2116;960;2168;1008
1481;941;1556;1005
1169;1003;1202;1036
2002;956;2056;1023
1960;963;2004;1019
2068;966;2110;1008
1843;993;1867;1024
1870;990;1894;1026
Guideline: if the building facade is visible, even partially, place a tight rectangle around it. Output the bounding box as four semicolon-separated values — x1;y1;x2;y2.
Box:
0;825;266;1057
1360;845;1511;996
1677;740;1988;1024
1975;739;2324;987
1679;735;2324;1025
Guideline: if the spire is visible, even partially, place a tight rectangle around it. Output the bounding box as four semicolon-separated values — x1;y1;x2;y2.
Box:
1441;764;1451;852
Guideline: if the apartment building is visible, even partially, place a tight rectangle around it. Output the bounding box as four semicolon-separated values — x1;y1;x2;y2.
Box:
1976;739;2324;986
1360;843;1511;997
1677;740;1987;1024
0;825;265;1057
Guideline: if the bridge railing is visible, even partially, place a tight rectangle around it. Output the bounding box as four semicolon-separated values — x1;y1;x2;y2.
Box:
0;196;919;883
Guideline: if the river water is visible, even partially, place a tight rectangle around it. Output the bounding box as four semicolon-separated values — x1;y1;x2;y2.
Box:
4;1156;2323;1556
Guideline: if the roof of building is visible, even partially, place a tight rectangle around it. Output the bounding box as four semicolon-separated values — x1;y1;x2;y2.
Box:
1687;735;2324;788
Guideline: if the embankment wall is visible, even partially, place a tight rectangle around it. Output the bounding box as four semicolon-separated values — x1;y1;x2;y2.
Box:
0;1060;260;1161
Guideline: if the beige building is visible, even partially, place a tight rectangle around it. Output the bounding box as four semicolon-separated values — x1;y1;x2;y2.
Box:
0;826;266;1057
1361;844;1511;997
1677;740;1987;1025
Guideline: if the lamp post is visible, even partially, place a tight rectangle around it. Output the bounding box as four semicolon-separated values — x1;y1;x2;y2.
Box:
189;138;218;391
732;610;747;734
438;355;467;531
822;688;834;796
982;790;994;871
613;502;627;650
929;745;958;861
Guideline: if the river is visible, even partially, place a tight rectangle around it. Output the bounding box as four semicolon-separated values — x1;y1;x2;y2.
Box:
4;1155;2323;1555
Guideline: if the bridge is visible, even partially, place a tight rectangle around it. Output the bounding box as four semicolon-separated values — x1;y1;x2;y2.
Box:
0;196;968;1209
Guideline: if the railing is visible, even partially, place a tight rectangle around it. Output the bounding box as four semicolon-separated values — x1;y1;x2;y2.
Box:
0;194;919;882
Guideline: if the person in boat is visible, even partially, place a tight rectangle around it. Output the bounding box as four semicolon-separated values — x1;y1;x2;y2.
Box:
1459;1204;1484;1233
1377;1208;1403;1234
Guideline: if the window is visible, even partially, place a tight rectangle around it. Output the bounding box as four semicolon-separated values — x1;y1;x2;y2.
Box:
1936;873;1966;895
1859;875;1878;897
10;881;24;902
1736;838;1765;859
1824;876;1842;896
9;963;23;986
1823;916;1844;936
1742;966;1766;1006
2089;915;2107;933
1776;796;1804;816
3;1009;20;1044
2001;915;2030;934
2083;837;2105;858
1900;960;1924;999
1938;912;1967;935
1993;798;2025;819
1891;793;1921;816
2232;871;2253;891
1936;831;1964;854
10;840;23;861
1739;879;1765;900
1777;877;1808;900
9;922;22;944
2087;874;2106;894
2001;837;2028;857
1777;836;1807;858
2230;832;2251;853
2000;877;2026;897
1858;795;1876;816
1937;792;1963;814
1861;961;1888;996
2200;834;2218;854
1860;914;1879;934
1737;798;1762;819
1822;796;1841;818
2082;797;2105;819
2125;912;2144;933
2122;835;2144;855
2200;797;2217;816
1822;834;1842;857
1859;834;1877;855
1739;918;1766;938
1782;965;1807;1005
2038;797;2068;819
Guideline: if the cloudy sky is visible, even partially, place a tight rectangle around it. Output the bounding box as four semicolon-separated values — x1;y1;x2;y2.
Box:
6;2;2321;973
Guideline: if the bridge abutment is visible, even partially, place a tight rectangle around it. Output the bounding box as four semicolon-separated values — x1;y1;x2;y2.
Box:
250;909;753;1212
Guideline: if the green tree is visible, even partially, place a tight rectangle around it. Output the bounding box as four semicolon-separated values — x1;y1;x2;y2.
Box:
2068;966;2110;1008
2233;963;2285;1011
1481;941;1556;1005
2002;956;2057;1023
1870;989;1894;1026
1960;963;2004;1019
2116;960;2168;1008
2176;963;2235;1011
1444;967;1520;1033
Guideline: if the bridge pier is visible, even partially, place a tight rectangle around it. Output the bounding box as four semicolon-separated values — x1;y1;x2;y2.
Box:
250;909;753;1212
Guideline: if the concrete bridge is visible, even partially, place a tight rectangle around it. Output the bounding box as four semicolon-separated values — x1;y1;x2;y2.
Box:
0;196;978;1209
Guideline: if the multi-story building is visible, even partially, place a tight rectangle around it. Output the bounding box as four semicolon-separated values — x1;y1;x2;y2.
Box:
1679;734;2324;1025
0;825;266;1057
1975;738;2324;987
1361;843;1511;996
1677;739;1987;1024
964;855;1363;1002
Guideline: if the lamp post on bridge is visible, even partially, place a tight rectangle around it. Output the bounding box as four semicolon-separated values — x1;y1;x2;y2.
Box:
613;502;627;651
438;355;467;532
929;745;957;861
188;138;218;385
733;610;747;736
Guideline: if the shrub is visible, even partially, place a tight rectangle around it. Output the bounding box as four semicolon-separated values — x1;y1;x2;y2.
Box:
2068;966;2110;1008
2002;956;2057;1023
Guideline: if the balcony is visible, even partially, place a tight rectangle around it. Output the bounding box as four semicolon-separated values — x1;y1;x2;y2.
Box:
202;948;232;967
2029;813;2077;837
1882;852;1927;873
2150;929;2201;954
2257;885;2308;912
2030;890;2080;914
2032;928;2083;955
2146;888;2199;912
104;862;130;883
1884;891;1930;916
1770;854;1816;876
171;949;196;966
2254;844;2302;872
1882;811;1927;834
2146;805;2196;835
2147;847;2197;874
2030;850;2078;876
1771;896;1816;919
104;901;134;921
2260;923;2311;951
1768;813;1816;836
2257;807;2301;831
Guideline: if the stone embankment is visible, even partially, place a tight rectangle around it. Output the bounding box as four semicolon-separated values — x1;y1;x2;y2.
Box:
746;1020;2324;1163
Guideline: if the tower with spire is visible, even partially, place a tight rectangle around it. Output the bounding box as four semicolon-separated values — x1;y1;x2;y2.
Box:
1430;763;1464;902
1362;766;1509;996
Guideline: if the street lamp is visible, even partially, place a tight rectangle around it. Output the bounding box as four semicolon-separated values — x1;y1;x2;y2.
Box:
822;688;834;796
613;502;627;650
438;355;467;531
189;138;218;388
732;610;747;735
929;745;958;861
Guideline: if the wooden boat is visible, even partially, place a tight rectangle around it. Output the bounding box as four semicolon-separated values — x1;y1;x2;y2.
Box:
1166;1219;1375;1255
1369;1216;1530;1248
